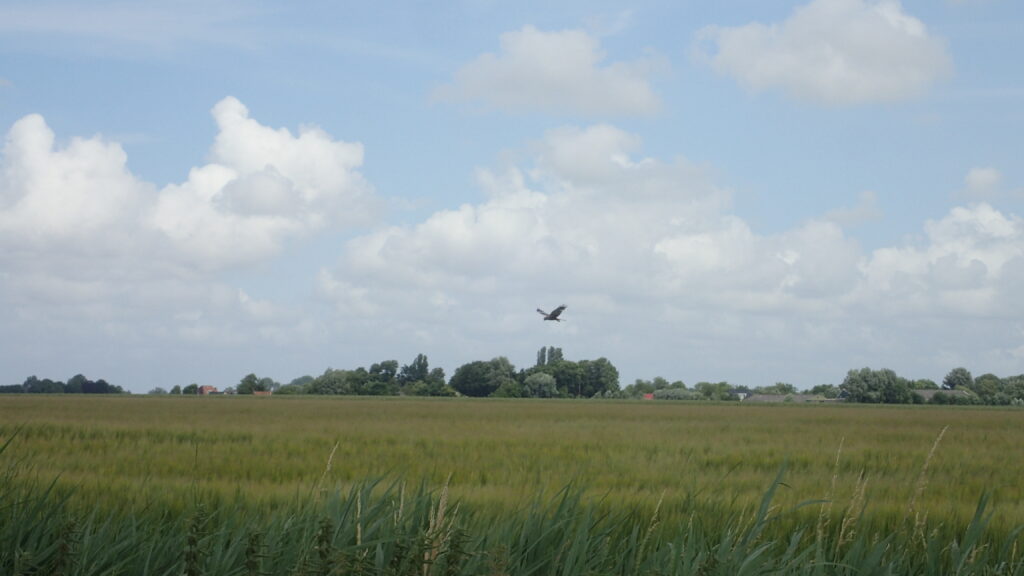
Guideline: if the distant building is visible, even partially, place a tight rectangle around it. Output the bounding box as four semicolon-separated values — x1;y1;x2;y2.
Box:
913;389;974;402
199;385;218;395
642;393;654;400
743;394;828;403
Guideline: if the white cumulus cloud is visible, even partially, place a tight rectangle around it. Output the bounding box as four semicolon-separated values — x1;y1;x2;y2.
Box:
0;97;375;379
0;114;152;249
435;25;661;115
694;0;953;105
152;96;375;267
321;124;1024;384
859;203;1024;315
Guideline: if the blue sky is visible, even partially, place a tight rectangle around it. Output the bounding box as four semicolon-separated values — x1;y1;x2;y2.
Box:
1;0;1022;393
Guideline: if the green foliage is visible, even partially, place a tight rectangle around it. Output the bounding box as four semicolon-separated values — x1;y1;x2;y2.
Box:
695;381;737;401
24;376;65;393
547;347;563;363
237;373;266;395
840;367;914;403
652;388;703;400
4;394;1024;557
3;428;1023;576
754;382;797;395
369;360;399;387
535;346;563;368
928;391;979;405
970;373;1001;403
449;357;515;397
579;357;620;397
396;355;449;397
808;384;839;398
66;374;87;394
540;359;584;397
2;375;125;395
524;355;619;398
943;366;973;390
522;372;559;398
398;354;430;385
623;377;686;398
308;369;352;395
492;379;524;398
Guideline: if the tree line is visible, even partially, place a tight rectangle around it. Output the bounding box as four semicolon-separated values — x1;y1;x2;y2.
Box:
620;366;1024;406
0;374;126;394
164;348;621;399
6;355;1023;406
834;366;1024;405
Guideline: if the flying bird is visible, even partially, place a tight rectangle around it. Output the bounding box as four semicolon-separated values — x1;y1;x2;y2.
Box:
537;305;567;322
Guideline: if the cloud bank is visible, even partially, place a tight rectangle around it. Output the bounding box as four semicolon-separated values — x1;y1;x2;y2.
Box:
435;26;660;115
0;97;372;359
2;99;1021;388
694;0;953;105
321;126;1023;382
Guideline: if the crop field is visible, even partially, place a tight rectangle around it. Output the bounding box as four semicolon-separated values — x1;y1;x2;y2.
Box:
2;395;1024;575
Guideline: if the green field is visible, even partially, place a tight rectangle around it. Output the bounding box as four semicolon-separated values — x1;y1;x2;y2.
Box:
3;396;1024;574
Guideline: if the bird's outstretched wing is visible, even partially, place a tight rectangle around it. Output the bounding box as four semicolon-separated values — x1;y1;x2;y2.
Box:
549;305;567;319
537;308;549;317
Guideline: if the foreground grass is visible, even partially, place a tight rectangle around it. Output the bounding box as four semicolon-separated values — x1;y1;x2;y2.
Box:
2;396;1023;539
4;431;1023;576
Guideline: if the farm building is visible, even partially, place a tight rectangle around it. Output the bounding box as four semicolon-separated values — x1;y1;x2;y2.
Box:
742;394;829;403
912;389;975;402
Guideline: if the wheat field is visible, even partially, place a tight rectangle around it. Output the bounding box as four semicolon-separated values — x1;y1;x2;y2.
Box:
2;395;1022;537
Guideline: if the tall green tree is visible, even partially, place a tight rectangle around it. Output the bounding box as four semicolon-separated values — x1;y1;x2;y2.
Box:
970;373;1002;402
308;369;351;395
545;360;583;397
66;374;88;394
943;367;973;390
809;384;839;398
578;357;620;397
523;372;559;398
911;379;938;390
236;373;262;395
449;357;516;397
695;381;734;401
840;368;912;404
24;376;64;394
398;354;430;385
755;382;797;395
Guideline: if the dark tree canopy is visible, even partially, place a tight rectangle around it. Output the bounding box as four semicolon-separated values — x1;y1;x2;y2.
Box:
840;368;913;404
398;354;430;385
943;367;973;390
449;358;515;397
